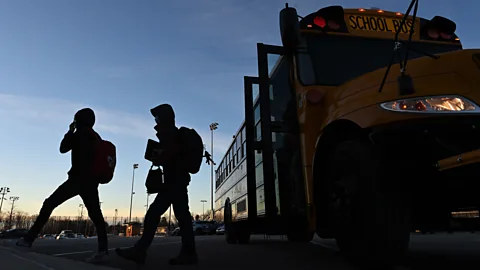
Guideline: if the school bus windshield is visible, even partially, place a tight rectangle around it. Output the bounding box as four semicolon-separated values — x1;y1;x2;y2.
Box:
297;34;462;86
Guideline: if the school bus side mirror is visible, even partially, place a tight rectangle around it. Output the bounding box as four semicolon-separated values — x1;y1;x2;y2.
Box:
280;4;300;53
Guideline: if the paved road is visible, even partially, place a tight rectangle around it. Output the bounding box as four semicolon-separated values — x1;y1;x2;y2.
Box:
3;233;480;269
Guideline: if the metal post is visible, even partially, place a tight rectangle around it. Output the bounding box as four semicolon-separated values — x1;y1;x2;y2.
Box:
8;196;19;229
129;164;139;223
77;204;84;233
211;129;214;220
145;192;150;214
113;209;118;235
201;200;207;219
168;205;172;231
209;123;218;220
0;187;10;214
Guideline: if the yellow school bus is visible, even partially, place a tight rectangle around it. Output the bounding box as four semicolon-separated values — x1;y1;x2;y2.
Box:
215;2;480;266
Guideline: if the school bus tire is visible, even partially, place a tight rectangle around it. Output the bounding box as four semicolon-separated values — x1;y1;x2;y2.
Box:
326;139;411;268
224;199;238;244
237;226;251;244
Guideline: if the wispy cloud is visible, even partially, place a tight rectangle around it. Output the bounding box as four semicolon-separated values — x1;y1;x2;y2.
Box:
0;93;234;155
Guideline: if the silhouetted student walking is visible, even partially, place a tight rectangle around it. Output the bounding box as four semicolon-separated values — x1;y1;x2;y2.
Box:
116;104;209;265
16;108;117;264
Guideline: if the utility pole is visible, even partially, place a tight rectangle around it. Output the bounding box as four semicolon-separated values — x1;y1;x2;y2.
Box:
113;209;118;235
209;122;218;220
129;164;139;223
79;204;86;235
8;196;19;229
0;187;10;214
145;191;150;214
168;205;172;231
201;200;207;220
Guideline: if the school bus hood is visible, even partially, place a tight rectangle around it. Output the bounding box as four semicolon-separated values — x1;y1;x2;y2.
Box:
335;49;480;103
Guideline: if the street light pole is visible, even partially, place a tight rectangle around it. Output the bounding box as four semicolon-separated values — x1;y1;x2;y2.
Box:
129;164;139;223
8;196;19;229
113;209;118;235
209;122;218;220
200;200;207;219
145;191;150;214
0;187;10;214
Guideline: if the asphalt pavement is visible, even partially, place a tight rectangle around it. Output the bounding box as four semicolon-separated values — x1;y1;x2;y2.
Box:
1;233;480;269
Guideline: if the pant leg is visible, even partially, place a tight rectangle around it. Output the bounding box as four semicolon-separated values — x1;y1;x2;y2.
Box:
27;180;79;241
134;191;171;251
80;184;108;253
171;185;195;255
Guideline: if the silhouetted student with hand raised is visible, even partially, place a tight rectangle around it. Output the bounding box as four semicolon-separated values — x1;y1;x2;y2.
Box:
116;104;200;266
16;108;112;264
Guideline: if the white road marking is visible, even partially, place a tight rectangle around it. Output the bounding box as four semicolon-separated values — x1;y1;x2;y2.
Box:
52;237;215;257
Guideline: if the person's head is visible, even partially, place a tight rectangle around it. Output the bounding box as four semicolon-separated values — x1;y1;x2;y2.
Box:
151;104;175;131
74;108;95;129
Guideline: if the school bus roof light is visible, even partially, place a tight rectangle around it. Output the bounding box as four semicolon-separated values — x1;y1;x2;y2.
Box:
421;15;457;41
377;9;384;13
358;8;365;12
313;16;326;28
313;5;346;32
396;12;402;16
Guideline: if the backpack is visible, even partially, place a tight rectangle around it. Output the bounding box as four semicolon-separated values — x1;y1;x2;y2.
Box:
178;127;204;174
91;132;117;184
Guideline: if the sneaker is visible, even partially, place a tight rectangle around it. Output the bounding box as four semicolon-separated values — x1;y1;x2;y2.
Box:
115;247;146;265
16;238;33;248
85;251;109;263
168;253;198;265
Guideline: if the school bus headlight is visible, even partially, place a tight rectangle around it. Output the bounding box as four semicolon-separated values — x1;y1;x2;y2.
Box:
380;95;480;113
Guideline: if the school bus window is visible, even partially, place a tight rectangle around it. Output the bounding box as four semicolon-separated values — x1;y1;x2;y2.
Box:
299;34;462;86
241;127;246;143
296;52;316;85
236;134;241;150
252;84;260;104
254;104;261;124
242;142;246;158
255;122;262;141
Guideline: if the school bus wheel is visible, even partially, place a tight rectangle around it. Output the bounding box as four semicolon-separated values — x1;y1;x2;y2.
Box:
313;119;363;238
325;139;411;267
224;199;238;244
237;226;251;244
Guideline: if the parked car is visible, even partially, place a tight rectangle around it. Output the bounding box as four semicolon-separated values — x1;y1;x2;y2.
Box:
216;225;225;235
0;228;28;239
40;234;55;239
205;221;220;235
172;227;180;236
192;221;210;235
56;230;76;240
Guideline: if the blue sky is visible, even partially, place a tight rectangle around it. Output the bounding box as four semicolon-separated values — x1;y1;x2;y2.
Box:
0;0;478;222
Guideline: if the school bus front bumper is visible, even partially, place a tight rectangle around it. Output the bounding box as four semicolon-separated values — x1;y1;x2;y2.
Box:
436;149;480;172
